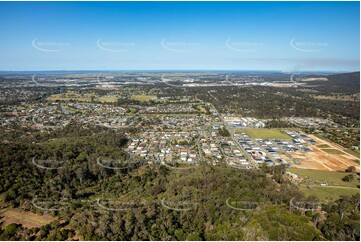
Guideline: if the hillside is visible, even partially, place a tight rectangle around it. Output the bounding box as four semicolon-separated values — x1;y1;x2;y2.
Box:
306;72;360;94
0;123;359;240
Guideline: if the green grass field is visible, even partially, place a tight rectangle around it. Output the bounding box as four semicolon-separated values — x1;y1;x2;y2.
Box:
236;128;291;139
127;107;138;113
317;144;331;148
287;168;359;188
321;148;346;155
47;93;93;102
299;186;359;201
196;105;207;113
47;91;117;103
344;149;361;159
98;96;118;103
130;95;156;102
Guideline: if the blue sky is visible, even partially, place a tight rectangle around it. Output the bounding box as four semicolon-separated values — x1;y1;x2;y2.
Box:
0;1;359;71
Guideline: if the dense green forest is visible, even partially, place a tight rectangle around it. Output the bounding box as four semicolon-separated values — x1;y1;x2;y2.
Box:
0;123;359;240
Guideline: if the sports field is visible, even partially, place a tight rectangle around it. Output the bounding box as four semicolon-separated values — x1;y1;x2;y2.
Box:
236;128;291;139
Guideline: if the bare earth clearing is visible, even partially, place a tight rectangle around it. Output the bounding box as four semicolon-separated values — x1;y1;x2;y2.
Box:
288;134;359;172
0;208;54;228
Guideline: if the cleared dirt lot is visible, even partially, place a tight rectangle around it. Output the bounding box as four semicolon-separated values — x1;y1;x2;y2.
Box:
0;208;54;228
288;135;359;172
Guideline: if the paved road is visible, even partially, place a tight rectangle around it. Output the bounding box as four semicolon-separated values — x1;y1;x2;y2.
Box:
196;138;204;162
212;104;256;168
